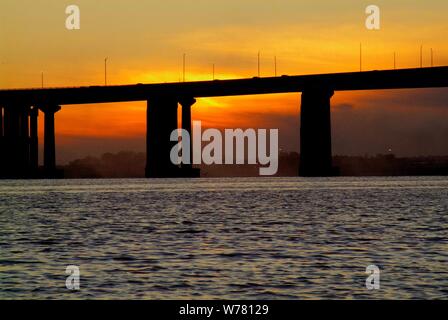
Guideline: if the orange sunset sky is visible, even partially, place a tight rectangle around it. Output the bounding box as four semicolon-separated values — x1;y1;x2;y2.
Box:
1;0;448;163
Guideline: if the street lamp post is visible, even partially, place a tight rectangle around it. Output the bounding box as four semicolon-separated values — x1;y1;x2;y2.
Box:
105;57;108;86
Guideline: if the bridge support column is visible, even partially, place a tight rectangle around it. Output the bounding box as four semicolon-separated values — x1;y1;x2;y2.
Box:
0;106;3;138
3;106;19;177
180;97;195;168
0;106;4;177
29;106;39;176
179;97;200;177
19;107;30;174
146;97;180;178
2;105;30;178
299;87;334;177
41;105;61;178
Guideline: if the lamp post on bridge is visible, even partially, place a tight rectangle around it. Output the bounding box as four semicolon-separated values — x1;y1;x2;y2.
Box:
104;57;108;86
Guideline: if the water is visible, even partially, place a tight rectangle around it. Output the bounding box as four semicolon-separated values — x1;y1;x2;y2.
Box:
0;177;447;300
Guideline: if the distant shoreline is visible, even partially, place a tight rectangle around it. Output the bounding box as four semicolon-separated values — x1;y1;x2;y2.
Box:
54;151;448;179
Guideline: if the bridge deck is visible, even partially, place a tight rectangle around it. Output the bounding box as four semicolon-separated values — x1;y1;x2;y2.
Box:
1;67;448;106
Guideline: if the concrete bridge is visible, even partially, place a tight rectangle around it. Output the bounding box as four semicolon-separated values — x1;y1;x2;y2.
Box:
1;66;448;178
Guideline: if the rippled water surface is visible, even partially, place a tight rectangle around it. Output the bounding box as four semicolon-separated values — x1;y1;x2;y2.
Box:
1;177;447;299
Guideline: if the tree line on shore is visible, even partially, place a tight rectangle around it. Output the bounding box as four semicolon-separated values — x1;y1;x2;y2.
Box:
61;151;448;178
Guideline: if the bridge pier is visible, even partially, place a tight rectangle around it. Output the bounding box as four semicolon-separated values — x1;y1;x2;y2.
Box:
0;106;4;177
41;105;61;178
146;96;180;178
1;105;31;178
180;97;195;168
29;106;39;176
0;103;60;179
19;107;30;174
3;106;20;178
179;97;200;177
299;87;334;177
0;106;3;138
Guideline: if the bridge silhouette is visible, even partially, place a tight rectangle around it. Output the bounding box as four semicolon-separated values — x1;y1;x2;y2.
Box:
1;66;448;179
